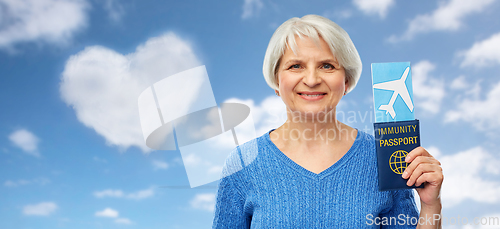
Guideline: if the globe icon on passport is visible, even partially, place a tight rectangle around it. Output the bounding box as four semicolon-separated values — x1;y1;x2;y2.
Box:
389;150;408;174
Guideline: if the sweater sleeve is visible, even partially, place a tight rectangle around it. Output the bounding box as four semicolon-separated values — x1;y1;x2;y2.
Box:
212;175;251;228
380;189;420;228
212;146;252;228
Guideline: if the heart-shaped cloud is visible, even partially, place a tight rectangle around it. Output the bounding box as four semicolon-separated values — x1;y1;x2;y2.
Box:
60;32;201;152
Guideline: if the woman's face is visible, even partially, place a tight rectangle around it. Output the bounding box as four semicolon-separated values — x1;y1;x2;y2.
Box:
276;35;347;121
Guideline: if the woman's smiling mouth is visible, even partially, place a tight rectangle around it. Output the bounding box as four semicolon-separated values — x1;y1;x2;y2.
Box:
297;92;327;100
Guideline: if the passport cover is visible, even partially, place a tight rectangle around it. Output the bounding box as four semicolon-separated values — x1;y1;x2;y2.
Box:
374;119;424;191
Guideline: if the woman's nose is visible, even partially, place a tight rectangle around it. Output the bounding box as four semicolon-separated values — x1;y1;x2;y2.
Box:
302;69;321;87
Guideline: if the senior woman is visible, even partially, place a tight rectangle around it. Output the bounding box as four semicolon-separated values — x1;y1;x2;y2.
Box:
212;15;443;228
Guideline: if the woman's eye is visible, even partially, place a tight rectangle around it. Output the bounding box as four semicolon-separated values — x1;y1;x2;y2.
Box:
289;64;300;69
322;63;335;69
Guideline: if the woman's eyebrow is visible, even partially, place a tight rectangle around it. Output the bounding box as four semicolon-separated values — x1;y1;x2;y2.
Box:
320;58;339;64
282;59;302;66
282;58;339;67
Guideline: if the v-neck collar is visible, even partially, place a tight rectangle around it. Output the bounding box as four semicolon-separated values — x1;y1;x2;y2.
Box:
263;129;362;180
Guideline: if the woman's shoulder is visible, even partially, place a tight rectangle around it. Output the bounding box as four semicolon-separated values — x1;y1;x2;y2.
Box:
354;129;373;139
220;132;268;178
354;129;376;150
344;129;379;165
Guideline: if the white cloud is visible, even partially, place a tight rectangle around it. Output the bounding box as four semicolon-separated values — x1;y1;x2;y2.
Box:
353;0;394;18
5;180;30;187
182;153;202;167
4;178;50;187
208;165;223;174
412;60;445;114
224;95;286;137
450;75;468;90
95;208;134;225
389;0;496;42
0;0;88;49
445;80;500;131
23;202;58;216
94;208;133;225
8;129;40;157
93;189;124;198
103;0;125;22
60;32;201;152
93;187;154;200
427;146;500;208
449;75;481;99
93;156;107;163
172;157;183;165
115;218;132;225
190;193;215;212
152;160;168;170
126;188;154;200
242;0;263;19
459;32;500;68
95;208;119;218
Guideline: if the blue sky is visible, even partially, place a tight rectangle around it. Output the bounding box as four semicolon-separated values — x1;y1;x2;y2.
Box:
1;0;500;228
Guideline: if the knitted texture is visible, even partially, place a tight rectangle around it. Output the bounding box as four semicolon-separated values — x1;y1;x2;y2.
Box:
212;129;420;228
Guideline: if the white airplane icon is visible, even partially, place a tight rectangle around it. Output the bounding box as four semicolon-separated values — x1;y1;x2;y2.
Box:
373;66;414;119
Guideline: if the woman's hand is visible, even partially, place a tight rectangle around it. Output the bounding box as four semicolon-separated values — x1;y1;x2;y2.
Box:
402;146;443;208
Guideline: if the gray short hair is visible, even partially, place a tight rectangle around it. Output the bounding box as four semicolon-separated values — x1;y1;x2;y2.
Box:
262;15;362;94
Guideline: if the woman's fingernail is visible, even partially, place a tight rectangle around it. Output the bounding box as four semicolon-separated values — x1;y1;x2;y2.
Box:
402;171;408;178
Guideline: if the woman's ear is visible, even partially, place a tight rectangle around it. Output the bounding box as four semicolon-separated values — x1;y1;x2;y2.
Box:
275;78;280;96
344;78;349;95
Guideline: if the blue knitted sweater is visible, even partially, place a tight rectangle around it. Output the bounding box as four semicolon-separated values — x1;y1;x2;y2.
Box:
212;129;419;228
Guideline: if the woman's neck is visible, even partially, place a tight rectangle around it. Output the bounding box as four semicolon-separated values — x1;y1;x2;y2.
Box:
270;109;356;150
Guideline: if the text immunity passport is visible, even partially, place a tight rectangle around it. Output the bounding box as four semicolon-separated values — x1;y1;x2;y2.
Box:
371;62;424;191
